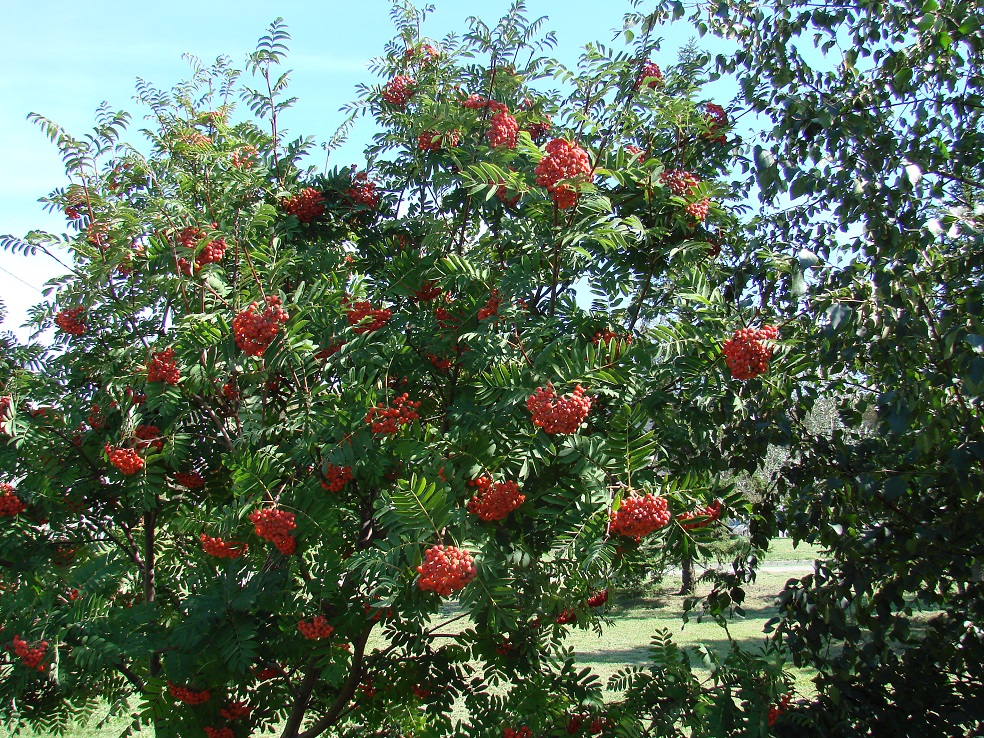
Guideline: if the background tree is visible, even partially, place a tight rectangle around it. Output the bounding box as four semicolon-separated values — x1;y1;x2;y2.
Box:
0;2;797;737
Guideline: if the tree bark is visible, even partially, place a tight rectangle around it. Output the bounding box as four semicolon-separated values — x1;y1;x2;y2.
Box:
678;553;695;596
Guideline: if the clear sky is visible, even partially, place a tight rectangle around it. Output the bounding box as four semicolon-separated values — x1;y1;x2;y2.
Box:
0;0;731;341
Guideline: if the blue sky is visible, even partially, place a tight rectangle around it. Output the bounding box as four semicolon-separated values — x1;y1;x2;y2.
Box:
0;0;733;341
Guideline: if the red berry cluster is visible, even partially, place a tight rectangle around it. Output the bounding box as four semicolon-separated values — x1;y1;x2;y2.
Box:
231;145;258;168
504;728;532;738
233;296;289;356
525;116;552;142
406;43;439;63
417;544;477;595
593;329;632;357
321;463;353;492
587;589;609;607
147;347;181;384
204;727;234;738
535;138;592;209
721;325;778;380
490;177;521;207
685;198;710;221
105;444;145;475
249;507;296;554
635;60;663;89
254;665;282;681
0;395;10;435
678;500;723;530
527;383;592;434
283;188;325;223
417;130;460;150
555;609;577;624
125;387;147;405
365;393;420;434
133;425;164;453
462;94;488;109
345;171;380;209
435;300;459;330
182;132;210;148
177;226;226;268
477;290;502;320
660;169;699;196
12;635;47;671
383;75;416;106
220;701;251;721
466;477;525;521
768;694;792;726
625;144;647;161
87;221;108;248
704;103;729;144
168;682;211;704
609;493;671;540
344;300;392;334
0;484;25;517
54;307;86;336
488;110;519;149
414;281;443;301
298;615;334;640
200;534;247;559
175;470;206;489
428;354;452;372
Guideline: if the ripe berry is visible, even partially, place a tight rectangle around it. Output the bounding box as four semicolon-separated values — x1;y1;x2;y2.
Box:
678;500;723;530
204;727;234;738
12;635;47;671
685;198;710;222
593;329;632;358
175;470;206;489
231;145;258;168
417;544;477;595
768;694;792;726
0;484;26;517
233;296;289;356
167;682;211;704
283;188;325;223
587;589;609;608
221;700;251;721
525;116;552;142
704;103;729;144
477;290;501;321
200;534;248;559
487;111;519;149
467;477;525;521
534;139;592;209
133;425;165;453
504;727;532;738
345;171;380;209
321;463;353;492
298;615;334;640
418;130;460;151
660;169;699;196
527;383;592;434
147;347;181;384
383;75;416;106
721;325;778;380
175;226;226;268
462;94;488;109
625;144;647;161
54;307;86;336
249;507;296;555
635;60;663;90
105;444;145;475
609;493;671;540
365;393;420;434
344;299;392;334
555;609;577;624
414;281;443;301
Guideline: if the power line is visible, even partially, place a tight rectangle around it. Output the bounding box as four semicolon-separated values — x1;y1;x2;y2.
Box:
0;264;44;294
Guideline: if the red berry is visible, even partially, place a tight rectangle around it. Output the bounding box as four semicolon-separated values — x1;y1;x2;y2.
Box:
704;103;729;144
175;470;206;489
200;534;248;559
660;169;699;196
54;307;86;336
418;129;460;151
344;299;391;334
12;635;47;671
0;484;26;517
282;188;325;223
685;198;710;222
105;444;145;475
147;347;181;384
414;281;443;301
168;681;211;704
321;463;353;493
587;589;609;608
298;615;334;640
504;727;532;738
365;393;420;434
231;145;258;168
462;94;488;109
527;383;592;434
220;700;251;721
133;425;165;453
555;609;577;624
477;290;501;321
466;477;525;521
249;507;297;555
417;544;477;595
721;325;778;380
233;296;289;356
609;493;671;540
525;116;552;142
487;110;519;149
635;60;663;90
383;75;416;106
345;171;380;209
678;500;723;530
534;139;592;209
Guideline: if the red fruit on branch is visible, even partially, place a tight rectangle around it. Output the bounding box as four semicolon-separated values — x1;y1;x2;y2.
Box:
414;280;443;301
609;493;671;540
230;144;258;168
168;682;211;704
54;307;86;336
105;444;145;475
587;589;609;607
365;393;420;434
298;615;334;640
678;500;723;530
147;347;181;384
685;198;710;222
417;129;460;150
768;694;792;726
417;544;477;595
203;727;234;738
232;296;289;356
220;700;251;721
477;290;501;320
527;383;592;434
321;463;353;492
462;94;488;109
525;116;552;142
635;60;663;90
721;325;778;380
555;609;577;624
467;477;525;521
12;635;47;671
660;169;699;196
487;110;519;149
345;171;380;209
344;299;392;334
534;138;592;209
200;534;248;559
249;507;296;554
283;187;325;223
383;75;416;106
0;484;26;517
504;728;532;738
175;470;206;489
704;103;729;144
133;425;165;453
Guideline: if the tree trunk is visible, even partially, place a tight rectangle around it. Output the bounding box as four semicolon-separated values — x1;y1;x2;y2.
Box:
678;553;695;595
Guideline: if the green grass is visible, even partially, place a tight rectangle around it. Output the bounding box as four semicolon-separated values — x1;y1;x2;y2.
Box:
4;541;814;737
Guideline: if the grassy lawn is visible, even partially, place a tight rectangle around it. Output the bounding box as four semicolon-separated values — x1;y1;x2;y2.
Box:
4;541;814;737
